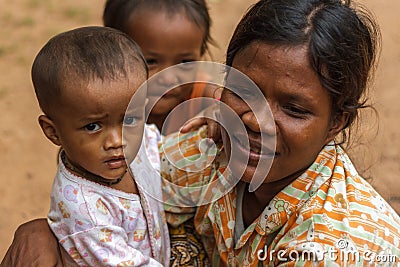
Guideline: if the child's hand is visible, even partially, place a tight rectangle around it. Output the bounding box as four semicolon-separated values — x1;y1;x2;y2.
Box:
180;107;221;142
179;117;206;133
202;85;223;101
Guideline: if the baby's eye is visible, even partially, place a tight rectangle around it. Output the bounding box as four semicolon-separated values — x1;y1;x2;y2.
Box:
181;59;194;64
146;59;157;66
123;116;138;126
84;123;100;132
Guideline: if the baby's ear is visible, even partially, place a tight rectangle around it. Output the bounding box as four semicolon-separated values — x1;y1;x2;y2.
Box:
38;115;61;146
325;112;349;144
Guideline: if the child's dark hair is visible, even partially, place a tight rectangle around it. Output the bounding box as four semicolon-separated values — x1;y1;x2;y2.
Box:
103;0;214;56
32;26;148;116
226;0;381;143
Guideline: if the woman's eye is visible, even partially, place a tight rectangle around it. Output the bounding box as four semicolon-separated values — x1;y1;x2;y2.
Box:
284;105;310;117
123;116;137;126
84;123;100;132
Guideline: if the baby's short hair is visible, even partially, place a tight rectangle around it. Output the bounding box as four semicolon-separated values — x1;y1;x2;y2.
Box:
32;26;147;115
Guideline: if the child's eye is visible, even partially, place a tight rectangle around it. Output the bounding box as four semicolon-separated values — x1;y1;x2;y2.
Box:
146;59;157;66
181;59;194;64
123;116;137;126
179;60;196;71
84;123;100;132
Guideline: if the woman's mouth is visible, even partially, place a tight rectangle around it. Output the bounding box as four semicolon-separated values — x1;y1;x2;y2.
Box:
233;135;277;160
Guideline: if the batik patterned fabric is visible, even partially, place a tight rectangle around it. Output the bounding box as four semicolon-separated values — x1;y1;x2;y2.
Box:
48;125;169;267
161;127;400;266
169;217;210;267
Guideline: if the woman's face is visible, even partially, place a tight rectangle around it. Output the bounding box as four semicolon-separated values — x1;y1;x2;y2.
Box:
220;42;345;185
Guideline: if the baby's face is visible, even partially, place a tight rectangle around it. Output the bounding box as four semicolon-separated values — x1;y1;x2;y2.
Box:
52;73;146;180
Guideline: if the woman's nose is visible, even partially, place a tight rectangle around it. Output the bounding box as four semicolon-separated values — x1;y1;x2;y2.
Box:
241;111;275;135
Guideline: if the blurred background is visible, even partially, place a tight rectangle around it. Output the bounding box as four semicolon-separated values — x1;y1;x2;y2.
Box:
0;0;399;259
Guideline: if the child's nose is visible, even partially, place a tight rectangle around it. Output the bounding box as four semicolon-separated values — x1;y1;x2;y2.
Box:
104;129;123;150
156;69;179;87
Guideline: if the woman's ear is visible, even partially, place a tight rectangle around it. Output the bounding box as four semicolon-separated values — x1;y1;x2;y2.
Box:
325;112;349;144
38;115;61;146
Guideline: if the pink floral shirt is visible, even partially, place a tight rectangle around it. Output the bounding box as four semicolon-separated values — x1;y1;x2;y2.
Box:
48;124;170;266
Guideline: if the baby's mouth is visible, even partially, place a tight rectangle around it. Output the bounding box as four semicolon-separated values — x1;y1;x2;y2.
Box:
105;156;126;169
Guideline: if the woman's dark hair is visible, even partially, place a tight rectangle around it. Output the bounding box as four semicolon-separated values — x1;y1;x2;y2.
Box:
103;0;215;56
226;0;381;143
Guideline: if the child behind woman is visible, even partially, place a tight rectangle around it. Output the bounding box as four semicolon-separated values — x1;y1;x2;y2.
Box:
33;26;169;266
103;0;221;135
104;1;217;265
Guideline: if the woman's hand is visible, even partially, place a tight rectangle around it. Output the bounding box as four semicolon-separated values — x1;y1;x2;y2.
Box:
1;218;77;267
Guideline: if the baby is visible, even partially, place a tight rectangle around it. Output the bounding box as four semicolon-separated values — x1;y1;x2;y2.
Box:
32;26;169;266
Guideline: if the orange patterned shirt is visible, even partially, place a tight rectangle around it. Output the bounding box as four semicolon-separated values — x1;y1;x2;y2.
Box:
161;127;400;266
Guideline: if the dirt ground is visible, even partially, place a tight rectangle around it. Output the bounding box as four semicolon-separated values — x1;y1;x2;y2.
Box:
0;0;399;259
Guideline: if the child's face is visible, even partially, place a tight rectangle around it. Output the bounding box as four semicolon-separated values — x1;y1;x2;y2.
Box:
48;73;146;179
127;9;204;116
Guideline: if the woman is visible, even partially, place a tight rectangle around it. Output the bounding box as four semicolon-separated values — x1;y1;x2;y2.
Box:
161;1;400;265
2;0;399;266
